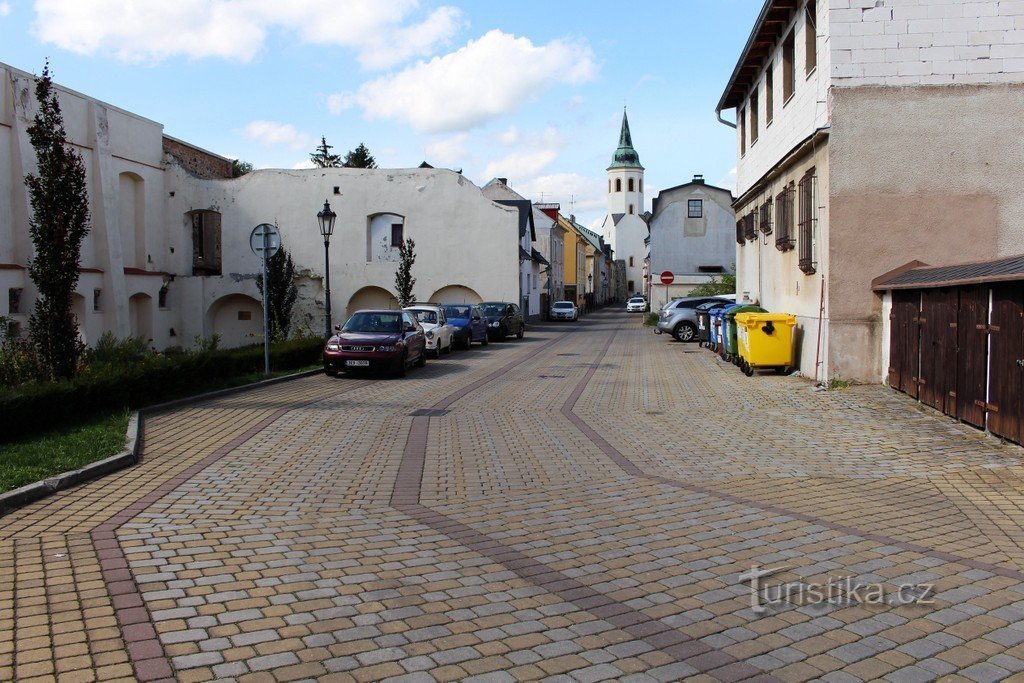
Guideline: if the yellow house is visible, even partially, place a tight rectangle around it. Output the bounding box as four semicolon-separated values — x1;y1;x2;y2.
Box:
558;214;588;308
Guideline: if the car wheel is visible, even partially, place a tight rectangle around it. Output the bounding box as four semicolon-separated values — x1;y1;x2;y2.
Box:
416;350;426;368
481;334;489;346
516;326;524;339
462;335;471;350
395;352;408;377
324;368;338;377
443;338;452;355
672;322;697;342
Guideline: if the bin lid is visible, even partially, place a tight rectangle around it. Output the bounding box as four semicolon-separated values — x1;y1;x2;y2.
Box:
724;304;766;319
735;312;797;326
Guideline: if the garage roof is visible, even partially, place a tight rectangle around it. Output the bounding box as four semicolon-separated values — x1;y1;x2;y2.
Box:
871;254;1024;290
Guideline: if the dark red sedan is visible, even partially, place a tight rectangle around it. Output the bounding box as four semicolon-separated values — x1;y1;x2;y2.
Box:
323;309;427;377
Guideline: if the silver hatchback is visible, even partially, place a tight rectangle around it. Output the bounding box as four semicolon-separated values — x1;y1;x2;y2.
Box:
655;295;735;342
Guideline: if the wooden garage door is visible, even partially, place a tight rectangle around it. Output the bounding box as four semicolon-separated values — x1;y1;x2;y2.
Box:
919;288;958;417
988;283;1024;444
889;290;921;398
957;285;989;429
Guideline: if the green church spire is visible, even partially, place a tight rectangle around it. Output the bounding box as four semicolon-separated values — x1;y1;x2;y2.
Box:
609;108;643;169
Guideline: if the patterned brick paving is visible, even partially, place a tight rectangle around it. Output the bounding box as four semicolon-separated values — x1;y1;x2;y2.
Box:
4;310;1024;682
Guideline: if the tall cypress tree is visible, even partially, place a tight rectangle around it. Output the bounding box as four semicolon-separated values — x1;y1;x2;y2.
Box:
24;63;91;379
256;245;299;340
395;238;416;307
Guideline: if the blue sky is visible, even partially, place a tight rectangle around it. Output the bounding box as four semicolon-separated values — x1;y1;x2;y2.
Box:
0;0;761;228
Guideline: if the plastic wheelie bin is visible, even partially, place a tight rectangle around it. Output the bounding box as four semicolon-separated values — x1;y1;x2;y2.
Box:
735;312;797;376
723;305;766;365
695;301;729;348
709;305;735;355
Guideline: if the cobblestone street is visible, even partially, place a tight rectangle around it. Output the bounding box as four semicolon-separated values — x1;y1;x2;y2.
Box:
5;309;1024;683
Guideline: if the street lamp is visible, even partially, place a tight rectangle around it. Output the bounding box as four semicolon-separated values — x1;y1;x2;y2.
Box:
316;199;337;338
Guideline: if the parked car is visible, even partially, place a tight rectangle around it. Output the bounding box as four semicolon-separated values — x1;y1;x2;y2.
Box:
626;296;647;312
404;304;454;357
440;304;489;349
480;301;525;340
656;295;736;342
549;300;578;321
323;309;426;377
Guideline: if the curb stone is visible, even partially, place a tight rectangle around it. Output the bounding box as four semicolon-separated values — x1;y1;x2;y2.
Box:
0;367;322;516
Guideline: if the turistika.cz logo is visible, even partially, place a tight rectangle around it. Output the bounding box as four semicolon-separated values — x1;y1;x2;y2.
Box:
739;564;936;615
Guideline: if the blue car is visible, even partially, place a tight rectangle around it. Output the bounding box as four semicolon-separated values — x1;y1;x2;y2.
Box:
440;304;489;349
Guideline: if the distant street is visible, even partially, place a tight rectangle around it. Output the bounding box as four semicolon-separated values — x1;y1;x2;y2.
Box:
4;310;1024;683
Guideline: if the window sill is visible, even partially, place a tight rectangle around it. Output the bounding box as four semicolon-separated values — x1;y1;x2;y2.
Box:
805;66;817;80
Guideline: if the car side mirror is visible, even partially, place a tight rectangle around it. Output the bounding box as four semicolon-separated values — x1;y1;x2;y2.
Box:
405;324;417;333
333;324;342;332
472;315;481;321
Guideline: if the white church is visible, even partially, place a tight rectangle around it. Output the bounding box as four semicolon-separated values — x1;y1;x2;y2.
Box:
600;110;648;298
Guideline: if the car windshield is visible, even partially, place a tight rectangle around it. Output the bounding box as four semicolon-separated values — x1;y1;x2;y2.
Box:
553;303;573;309
443;305;471;318
342;312;402;333
410;310;437;324
629;298;644;303
482;304;507;317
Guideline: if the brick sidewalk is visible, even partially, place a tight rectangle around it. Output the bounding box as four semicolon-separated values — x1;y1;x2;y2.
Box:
3;310;1024;682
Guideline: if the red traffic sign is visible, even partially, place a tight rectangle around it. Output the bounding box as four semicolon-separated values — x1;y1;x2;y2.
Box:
660;271;675;285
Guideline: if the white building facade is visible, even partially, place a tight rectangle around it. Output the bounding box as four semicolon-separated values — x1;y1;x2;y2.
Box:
648;175;736;311
719;0;1024;382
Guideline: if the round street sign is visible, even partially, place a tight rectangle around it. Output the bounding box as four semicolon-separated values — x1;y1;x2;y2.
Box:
660;271;675;285
250;223;281;259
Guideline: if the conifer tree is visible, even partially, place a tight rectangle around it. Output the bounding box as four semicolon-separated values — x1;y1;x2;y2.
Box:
310;136;342;168
343;142;377;169
394;239;416;307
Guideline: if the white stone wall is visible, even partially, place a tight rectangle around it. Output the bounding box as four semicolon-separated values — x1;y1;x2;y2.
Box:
649;183;736;283
830;0;1024;86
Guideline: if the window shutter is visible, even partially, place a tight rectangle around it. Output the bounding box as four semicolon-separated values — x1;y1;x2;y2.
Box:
207;212;222;272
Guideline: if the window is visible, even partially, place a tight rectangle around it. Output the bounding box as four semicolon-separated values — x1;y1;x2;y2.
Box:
93;288;102;311
390;223;403;247
739;105;746;155
750;90;759;144
158;285;169;309
190;210;222;276
628;280;635;291
698;265;727;273
743;212;757;241
608;179;611;193
629;256;634;267
775;184;795;251
238;310;251;321
7;288;21;315
798;169;817;274
615;178;622;192
688;199;703;218
628;178;635;192
759;197;773;235
782;31;796;102
805;0;817;75
765;63;774;124
736;219;745;245
629;204;634;214
639;179;643;193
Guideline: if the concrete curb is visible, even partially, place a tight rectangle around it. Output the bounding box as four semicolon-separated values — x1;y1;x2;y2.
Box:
0;367;322;517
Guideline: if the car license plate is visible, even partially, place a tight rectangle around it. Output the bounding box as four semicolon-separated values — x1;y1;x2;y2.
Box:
345;360;370;367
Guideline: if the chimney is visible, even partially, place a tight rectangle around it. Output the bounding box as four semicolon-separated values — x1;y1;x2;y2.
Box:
693;174;705;184
497;177;508;185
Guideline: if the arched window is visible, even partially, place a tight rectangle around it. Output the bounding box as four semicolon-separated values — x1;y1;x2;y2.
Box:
628;178;635;192
639;179;643;193
615;178;622;192
608;179;611;193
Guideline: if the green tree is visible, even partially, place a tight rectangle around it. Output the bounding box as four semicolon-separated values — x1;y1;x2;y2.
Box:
24;63;91;380
310;136;342;168
394;238;416;307
256;245;299;340
688;271;736;297
343;142;377;168
231;159;253;177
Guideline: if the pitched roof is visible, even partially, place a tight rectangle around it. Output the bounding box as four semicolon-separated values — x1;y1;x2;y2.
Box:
717;0;799;114
871;254;1024;290
609;109;643;170
531;248;550;266
495;199;536;241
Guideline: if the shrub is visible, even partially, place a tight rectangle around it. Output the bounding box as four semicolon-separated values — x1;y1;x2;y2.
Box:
0;336;323;439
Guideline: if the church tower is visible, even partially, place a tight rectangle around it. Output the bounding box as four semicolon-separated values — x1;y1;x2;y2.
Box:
601;109;647;296
606;109;644;220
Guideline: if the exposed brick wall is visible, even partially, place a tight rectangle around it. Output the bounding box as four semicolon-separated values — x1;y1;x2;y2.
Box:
162;136;232;179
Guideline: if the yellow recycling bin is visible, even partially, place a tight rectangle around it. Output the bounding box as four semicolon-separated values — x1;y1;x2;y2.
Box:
734;312;796;376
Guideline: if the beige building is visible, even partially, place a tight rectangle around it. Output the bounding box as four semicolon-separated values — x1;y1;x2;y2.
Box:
719;0;1024;383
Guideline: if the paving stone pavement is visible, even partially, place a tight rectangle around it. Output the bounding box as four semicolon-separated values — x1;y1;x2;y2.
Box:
4;309;1024;682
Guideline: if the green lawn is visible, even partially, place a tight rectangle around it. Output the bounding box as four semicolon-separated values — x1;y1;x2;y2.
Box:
0;410;130;493
0;365;319;494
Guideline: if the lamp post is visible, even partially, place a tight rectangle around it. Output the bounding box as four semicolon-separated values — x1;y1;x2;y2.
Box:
317;199;337;338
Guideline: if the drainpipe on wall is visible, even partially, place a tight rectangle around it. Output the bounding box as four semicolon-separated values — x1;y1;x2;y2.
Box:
715;109;738;130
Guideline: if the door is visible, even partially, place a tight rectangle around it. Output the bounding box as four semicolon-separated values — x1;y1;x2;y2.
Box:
919;288;958;416
988;283;1024;443
957;285;989;428
889;290;920;398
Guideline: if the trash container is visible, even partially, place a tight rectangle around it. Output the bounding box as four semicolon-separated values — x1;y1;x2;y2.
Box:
735;312;796;376
723;305;766;364
709;305;735;354
696;301;729;348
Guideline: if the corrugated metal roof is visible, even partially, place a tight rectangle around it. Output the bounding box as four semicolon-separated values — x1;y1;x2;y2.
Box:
872;254;1024;290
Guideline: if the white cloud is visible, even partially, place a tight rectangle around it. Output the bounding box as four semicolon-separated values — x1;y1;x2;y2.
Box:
565;95;584;109
31;0;462;68
243;120;310;150
718;167;737;193
337;29;597;133
497;126;520;147
292;159;316;169
515;172;605;215
0;3;11;17
424;133;469;167
482;150;558;182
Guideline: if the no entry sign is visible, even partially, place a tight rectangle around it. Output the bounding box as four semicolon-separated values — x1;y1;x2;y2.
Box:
660;271;674;285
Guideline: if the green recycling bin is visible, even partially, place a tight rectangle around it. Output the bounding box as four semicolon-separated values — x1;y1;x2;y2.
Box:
723;304;766;364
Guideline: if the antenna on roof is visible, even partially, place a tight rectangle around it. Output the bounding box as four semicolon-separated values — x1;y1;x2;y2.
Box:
569;194;576;213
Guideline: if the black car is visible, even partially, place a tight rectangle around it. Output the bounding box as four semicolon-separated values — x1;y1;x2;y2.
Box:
480;301;525;341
